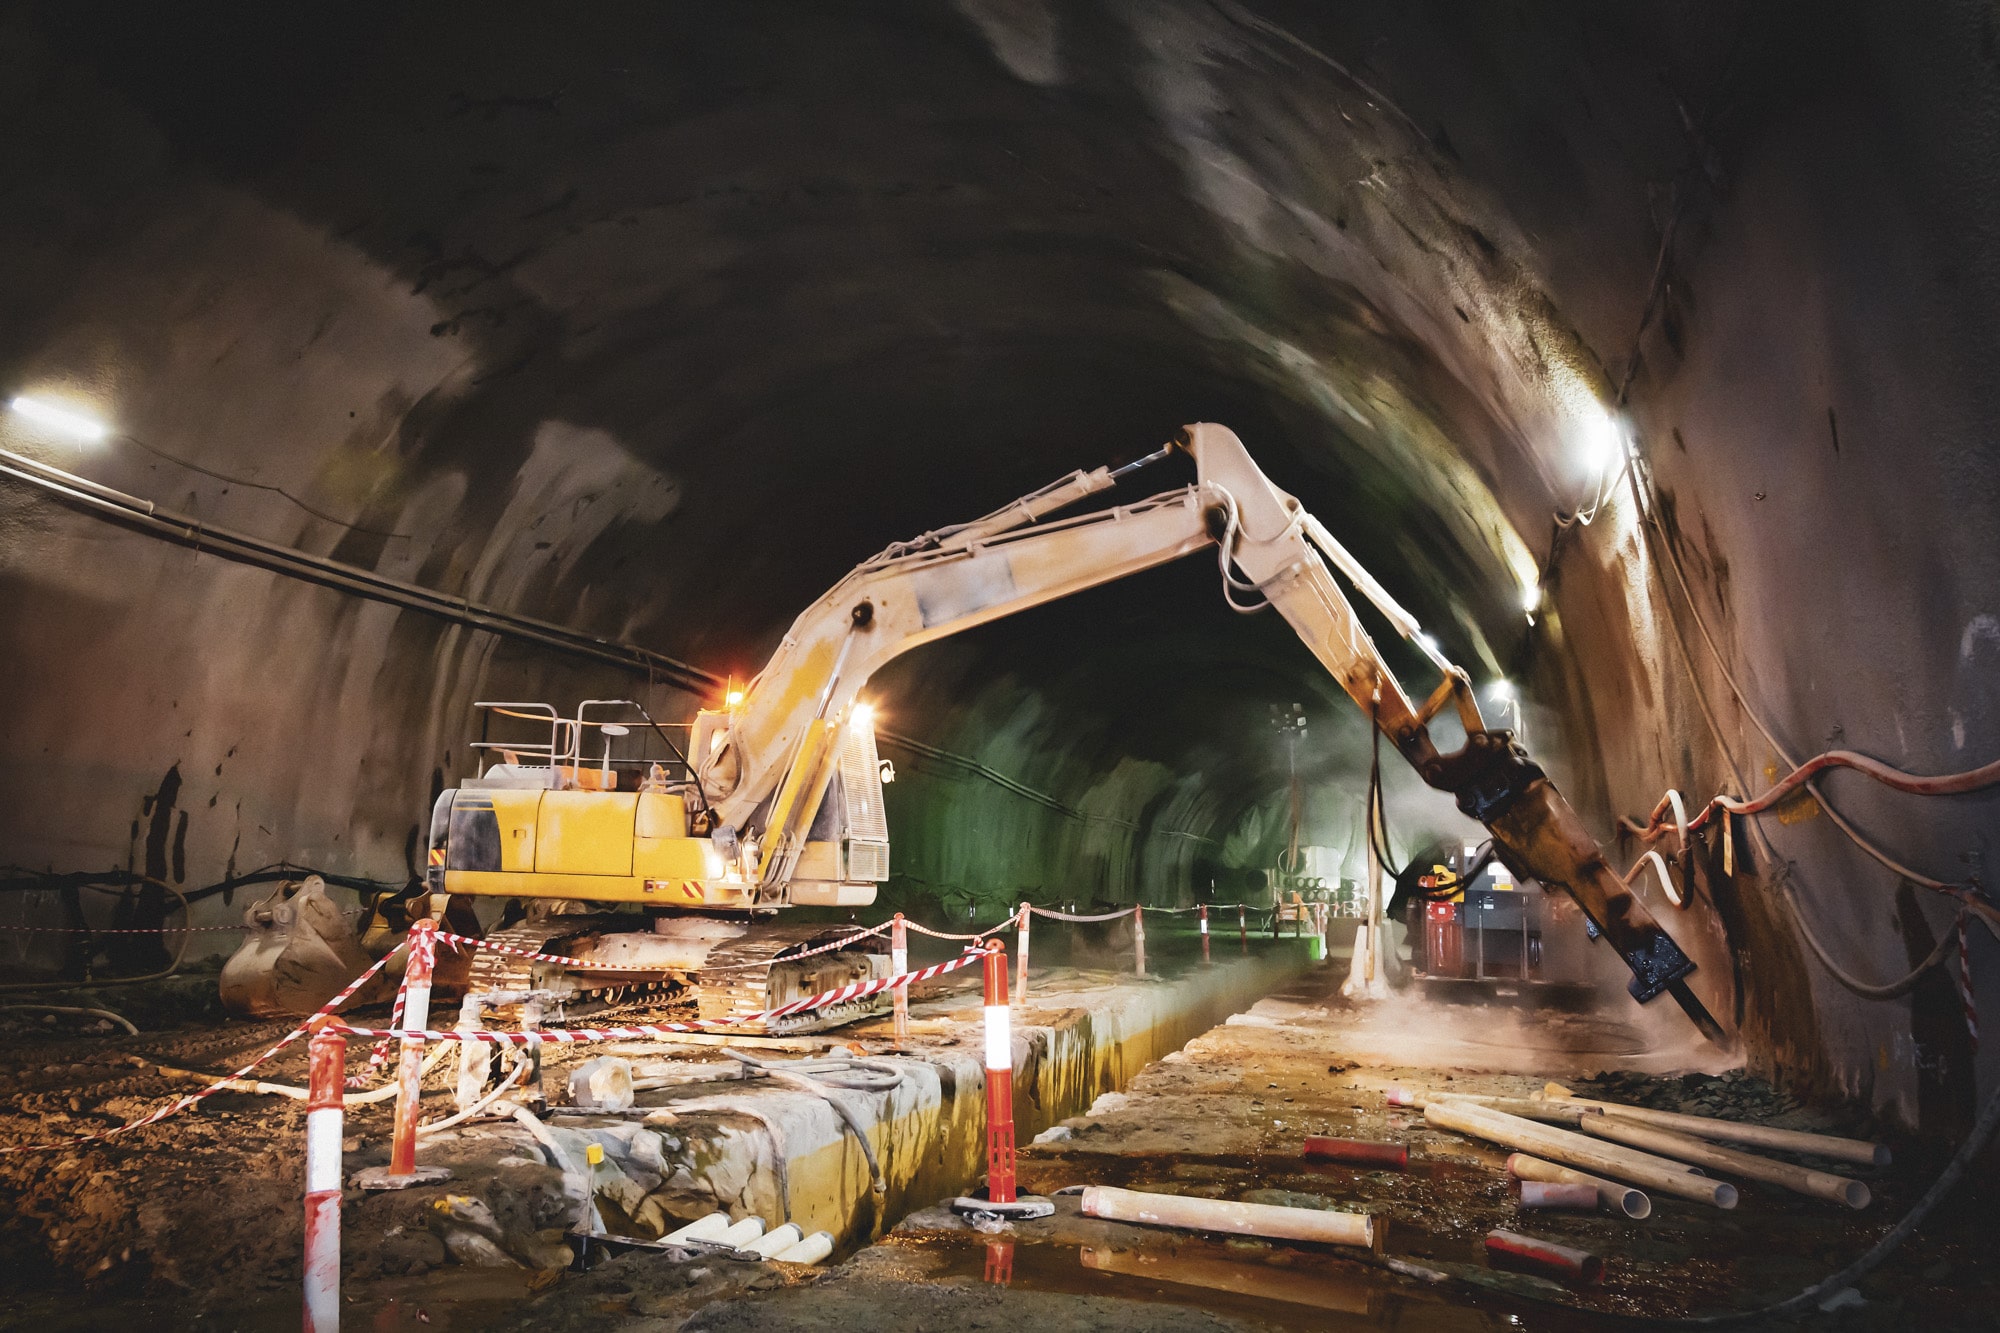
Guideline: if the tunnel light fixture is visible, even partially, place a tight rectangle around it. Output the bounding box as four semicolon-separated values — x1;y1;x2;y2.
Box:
1487;679;1514;702
9;394;108;443
725;689;745;707
1520;583;1541;614
1580;405;1628;475
849;701;874;730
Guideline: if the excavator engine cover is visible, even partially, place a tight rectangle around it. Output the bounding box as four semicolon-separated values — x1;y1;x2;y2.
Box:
219;875;390;1017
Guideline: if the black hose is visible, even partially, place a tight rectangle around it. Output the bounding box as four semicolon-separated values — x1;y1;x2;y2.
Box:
0;864;408;907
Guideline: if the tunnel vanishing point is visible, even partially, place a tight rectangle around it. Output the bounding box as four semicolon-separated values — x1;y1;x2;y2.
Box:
0;2;1997;1324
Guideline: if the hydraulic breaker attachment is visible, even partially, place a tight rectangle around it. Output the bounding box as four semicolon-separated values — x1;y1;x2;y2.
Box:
1417;729;1722;1040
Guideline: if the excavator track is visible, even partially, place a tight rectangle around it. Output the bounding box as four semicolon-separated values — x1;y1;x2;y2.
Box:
463;918;679;1020
460;917;887;1034
695;923;891;1034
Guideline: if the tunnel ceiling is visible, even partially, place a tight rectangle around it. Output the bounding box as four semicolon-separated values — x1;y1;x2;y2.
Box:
3;2;1998;1116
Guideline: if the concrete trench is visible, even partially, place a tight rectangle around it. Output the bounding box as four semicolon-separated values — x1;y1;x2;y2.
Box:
548;949;1310;1252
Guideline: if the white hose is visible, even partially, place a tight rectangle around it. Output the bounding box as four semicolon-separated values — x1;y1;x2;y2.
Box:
419;1052;528;1136
155;1042;451;1105
0;1003;138;1035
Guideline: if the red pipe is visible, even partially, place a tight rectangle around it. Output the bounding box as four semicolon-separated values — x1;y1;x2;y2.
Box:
1302;1135;1408;1169
1623;749;2000;843
1484;1228;1603;1283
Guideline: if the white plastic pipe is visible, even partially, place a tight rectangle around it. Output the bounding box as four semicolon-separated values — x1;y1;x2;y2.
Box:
772;1230;835;1265
745;1223;805;1257
717;1216;766;1247
664;1212;731;1244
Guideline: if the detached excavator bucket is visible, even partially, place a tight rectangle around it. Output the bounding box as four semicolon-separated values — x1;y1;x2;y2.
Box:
219;875;392;1017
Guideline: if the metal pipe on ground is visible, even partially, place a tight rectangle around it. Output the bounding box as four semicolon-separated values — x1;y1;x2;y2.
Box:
1424;1101;1737;1209
1545;1088;1890;1167
1506;1154;1652;1220
1485;1229;1603;1283
1080;1185;1376;1249
1578;1114;1872;1209
1519;1181;1599;1210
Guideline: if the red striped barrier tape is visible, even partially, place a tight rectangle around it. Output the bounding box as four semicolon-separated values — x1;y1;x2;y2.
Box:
328;949;983;1045
434;921;893;975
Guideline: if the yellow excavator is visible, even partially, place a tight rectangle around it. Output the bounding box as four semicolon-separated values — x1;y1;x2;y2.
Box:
336;423;1717;1037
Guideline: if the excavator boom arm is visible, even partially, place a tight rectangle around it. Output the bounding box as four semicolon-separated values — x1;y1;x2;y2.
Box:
699;423;1719;1039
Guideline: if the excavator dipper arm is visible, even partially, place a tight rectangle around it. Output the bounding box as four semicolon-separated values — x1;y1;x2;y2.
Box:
697;423;1720;1039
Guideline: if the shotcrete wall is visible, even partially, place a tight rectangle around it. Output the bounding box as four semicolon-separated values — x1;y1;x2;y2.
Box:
0;1;1994;1130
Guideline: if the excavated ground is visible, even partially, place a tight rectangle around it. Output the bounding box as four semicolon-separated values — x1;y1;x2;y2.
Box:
1;953;1994;1329
0;939;1294;1328
663;967;2000;1333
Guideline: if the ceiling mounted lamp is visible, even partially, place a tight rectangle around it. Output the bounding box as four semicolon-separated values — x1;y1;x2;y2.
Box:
8;393;109;444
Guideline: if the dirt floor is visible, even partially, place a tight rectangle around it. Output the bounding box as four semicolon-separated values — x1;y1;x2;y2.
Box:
0;957;1995;1329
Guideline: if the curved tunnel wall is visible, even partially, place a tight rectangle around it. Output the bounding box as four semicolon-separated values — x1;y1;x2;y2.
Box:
0;1;1994;1130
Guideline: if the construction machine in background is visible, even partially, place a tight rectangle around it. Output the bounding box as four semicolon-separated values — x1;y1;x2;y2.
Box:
269;423;1718;1038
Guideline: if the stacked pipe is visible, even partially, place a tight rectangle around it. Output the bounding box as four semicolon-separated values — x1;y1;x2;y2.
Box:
1413;1086;1883;1213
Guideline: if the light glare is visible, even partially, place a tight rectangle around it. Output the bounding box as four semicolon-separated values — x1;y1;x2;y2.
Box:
10;394;108;443
849;702;874;729
725;690;745;707
1487;679;1513;701
1521;583;1541;613
1580;406;1626;474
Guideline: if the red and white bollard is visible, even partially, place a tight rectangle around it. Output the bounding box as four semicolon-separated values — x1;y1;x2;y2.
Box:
1238;903;1248;954
1200;904;1210;964
1014;903;1030;1005
358;915;450;1189
1132;904;1146;977
982;940;1016;1203
891;913;911;1047
947;939;1051;1222
303;1021;346;1332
